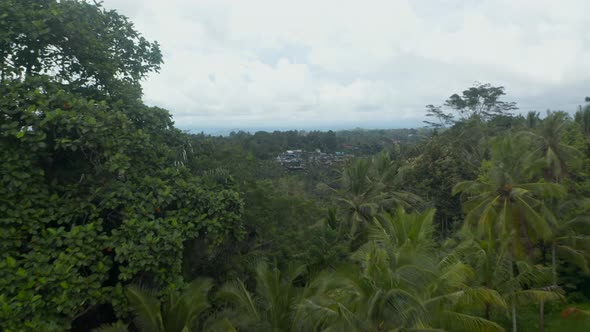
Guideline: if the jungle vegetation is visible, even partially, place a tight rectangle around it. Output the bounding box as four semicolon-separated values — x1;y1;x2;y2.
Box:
2;1;590;331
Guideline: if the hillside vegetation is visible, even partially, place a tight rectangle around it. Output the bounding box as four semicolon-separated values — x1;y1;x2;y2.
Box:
1;1;590;331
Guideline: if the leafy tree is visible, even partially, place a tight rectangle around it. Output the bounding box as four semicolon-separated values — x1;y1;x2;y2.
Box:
397;136;466;235
0;2;243;331
0;0;162;99
423;104;455;128
444;82;518;121
0;77;244;332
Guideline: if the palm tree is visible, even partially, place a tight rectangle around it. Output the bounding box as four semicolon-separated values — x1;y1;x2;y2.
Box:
94;278;214;332
525;111;541;129
332;158;385;241
518;113;583;331
299;209;505;332
216;262;307;332
453;136;566;259
519;111;582;182
321;156;421;247
371;151;423;210
455;234;563;332
93;321;129;332
547;199;590;285
574;104;590;138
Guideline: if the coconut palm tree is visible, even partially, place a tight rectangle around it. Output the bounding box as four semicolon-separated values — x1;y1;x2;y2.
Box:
453;136;566;259
519;111;582;182
371;151;423;210
216;262;308;332
299;209;505;332
321;156;421;247
546;199;590;284
454;234;563;332
93;278;214;332
517;114;583;332
333;158;385;241
574;105;590;137
526;111;541;129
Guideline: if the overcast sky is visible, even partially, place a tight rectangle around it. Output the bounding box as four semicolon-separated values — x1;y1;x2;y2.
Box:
102;0;590;133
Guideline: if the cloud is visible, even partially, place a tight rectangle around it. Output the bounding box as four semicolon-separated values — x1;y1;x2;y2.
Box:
102;0;590;131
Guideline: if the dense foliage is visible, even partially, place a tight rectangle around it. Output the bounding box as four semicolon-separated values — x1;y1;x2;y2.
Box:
2;2;590;332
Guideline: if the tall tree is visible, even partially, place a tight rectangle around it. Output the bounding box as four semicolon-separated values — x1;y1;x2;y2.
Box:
0;0;162;99
0;2;243;331
453;136;565;256
444;82;518;121
423;104;455;128
520;112;582;182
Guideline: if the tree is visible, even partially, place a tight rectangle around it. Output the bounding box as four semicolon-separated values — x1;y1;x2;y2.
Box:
453;136;568;332
455;233;563;332
0;0;162;99
322;159;386;244
453;136;566;258
423;104;455;128
574;105;590;138
526;111;541;129
299;209;505;332
93;278;214;332
546;199;590;285
321;157;421;247
397;136;466;236
216;262;308;331
444;82;518;121
519;112;582;182
0;2;243;331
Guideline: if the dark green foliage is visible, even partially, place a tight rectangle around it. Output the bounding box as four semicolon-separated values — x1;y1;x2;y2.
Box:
5;1;590;331
424;104;455;128
0;0;162;99
0;2;241;330
444;82;518;120
0;77;243;331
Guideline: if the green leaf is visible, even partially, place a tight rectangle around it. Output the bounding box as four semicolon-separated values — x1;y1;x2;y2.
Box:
6;256;16;267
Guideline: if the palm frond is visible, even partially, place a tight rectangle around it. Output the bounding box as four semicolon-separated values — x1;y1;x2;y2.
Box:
92;321;129;332
125;285;164;332
217;279;260;321
437;311;505;332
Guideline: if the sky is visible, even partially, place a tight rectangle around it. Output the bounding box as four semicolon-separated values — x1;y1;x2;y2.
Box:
102;0;590;133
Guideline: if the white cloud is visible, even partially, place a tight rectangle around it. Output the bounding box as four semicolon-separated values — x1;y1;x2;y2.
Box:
102;0;590;131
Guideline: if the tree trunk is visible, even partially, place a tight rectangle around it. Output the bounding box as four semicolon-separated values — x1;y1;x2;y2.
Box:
512;300;517;332
539;301;544;332
510;258;518;332
551;243;557;286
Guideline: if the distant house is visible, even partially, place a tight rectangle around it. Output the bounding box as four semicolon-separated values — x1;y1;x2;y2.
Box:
276;148;352;170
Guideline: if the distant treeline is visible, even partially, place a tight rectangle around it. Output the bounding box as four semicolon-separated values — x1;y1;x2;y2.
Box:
190;127;428;159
